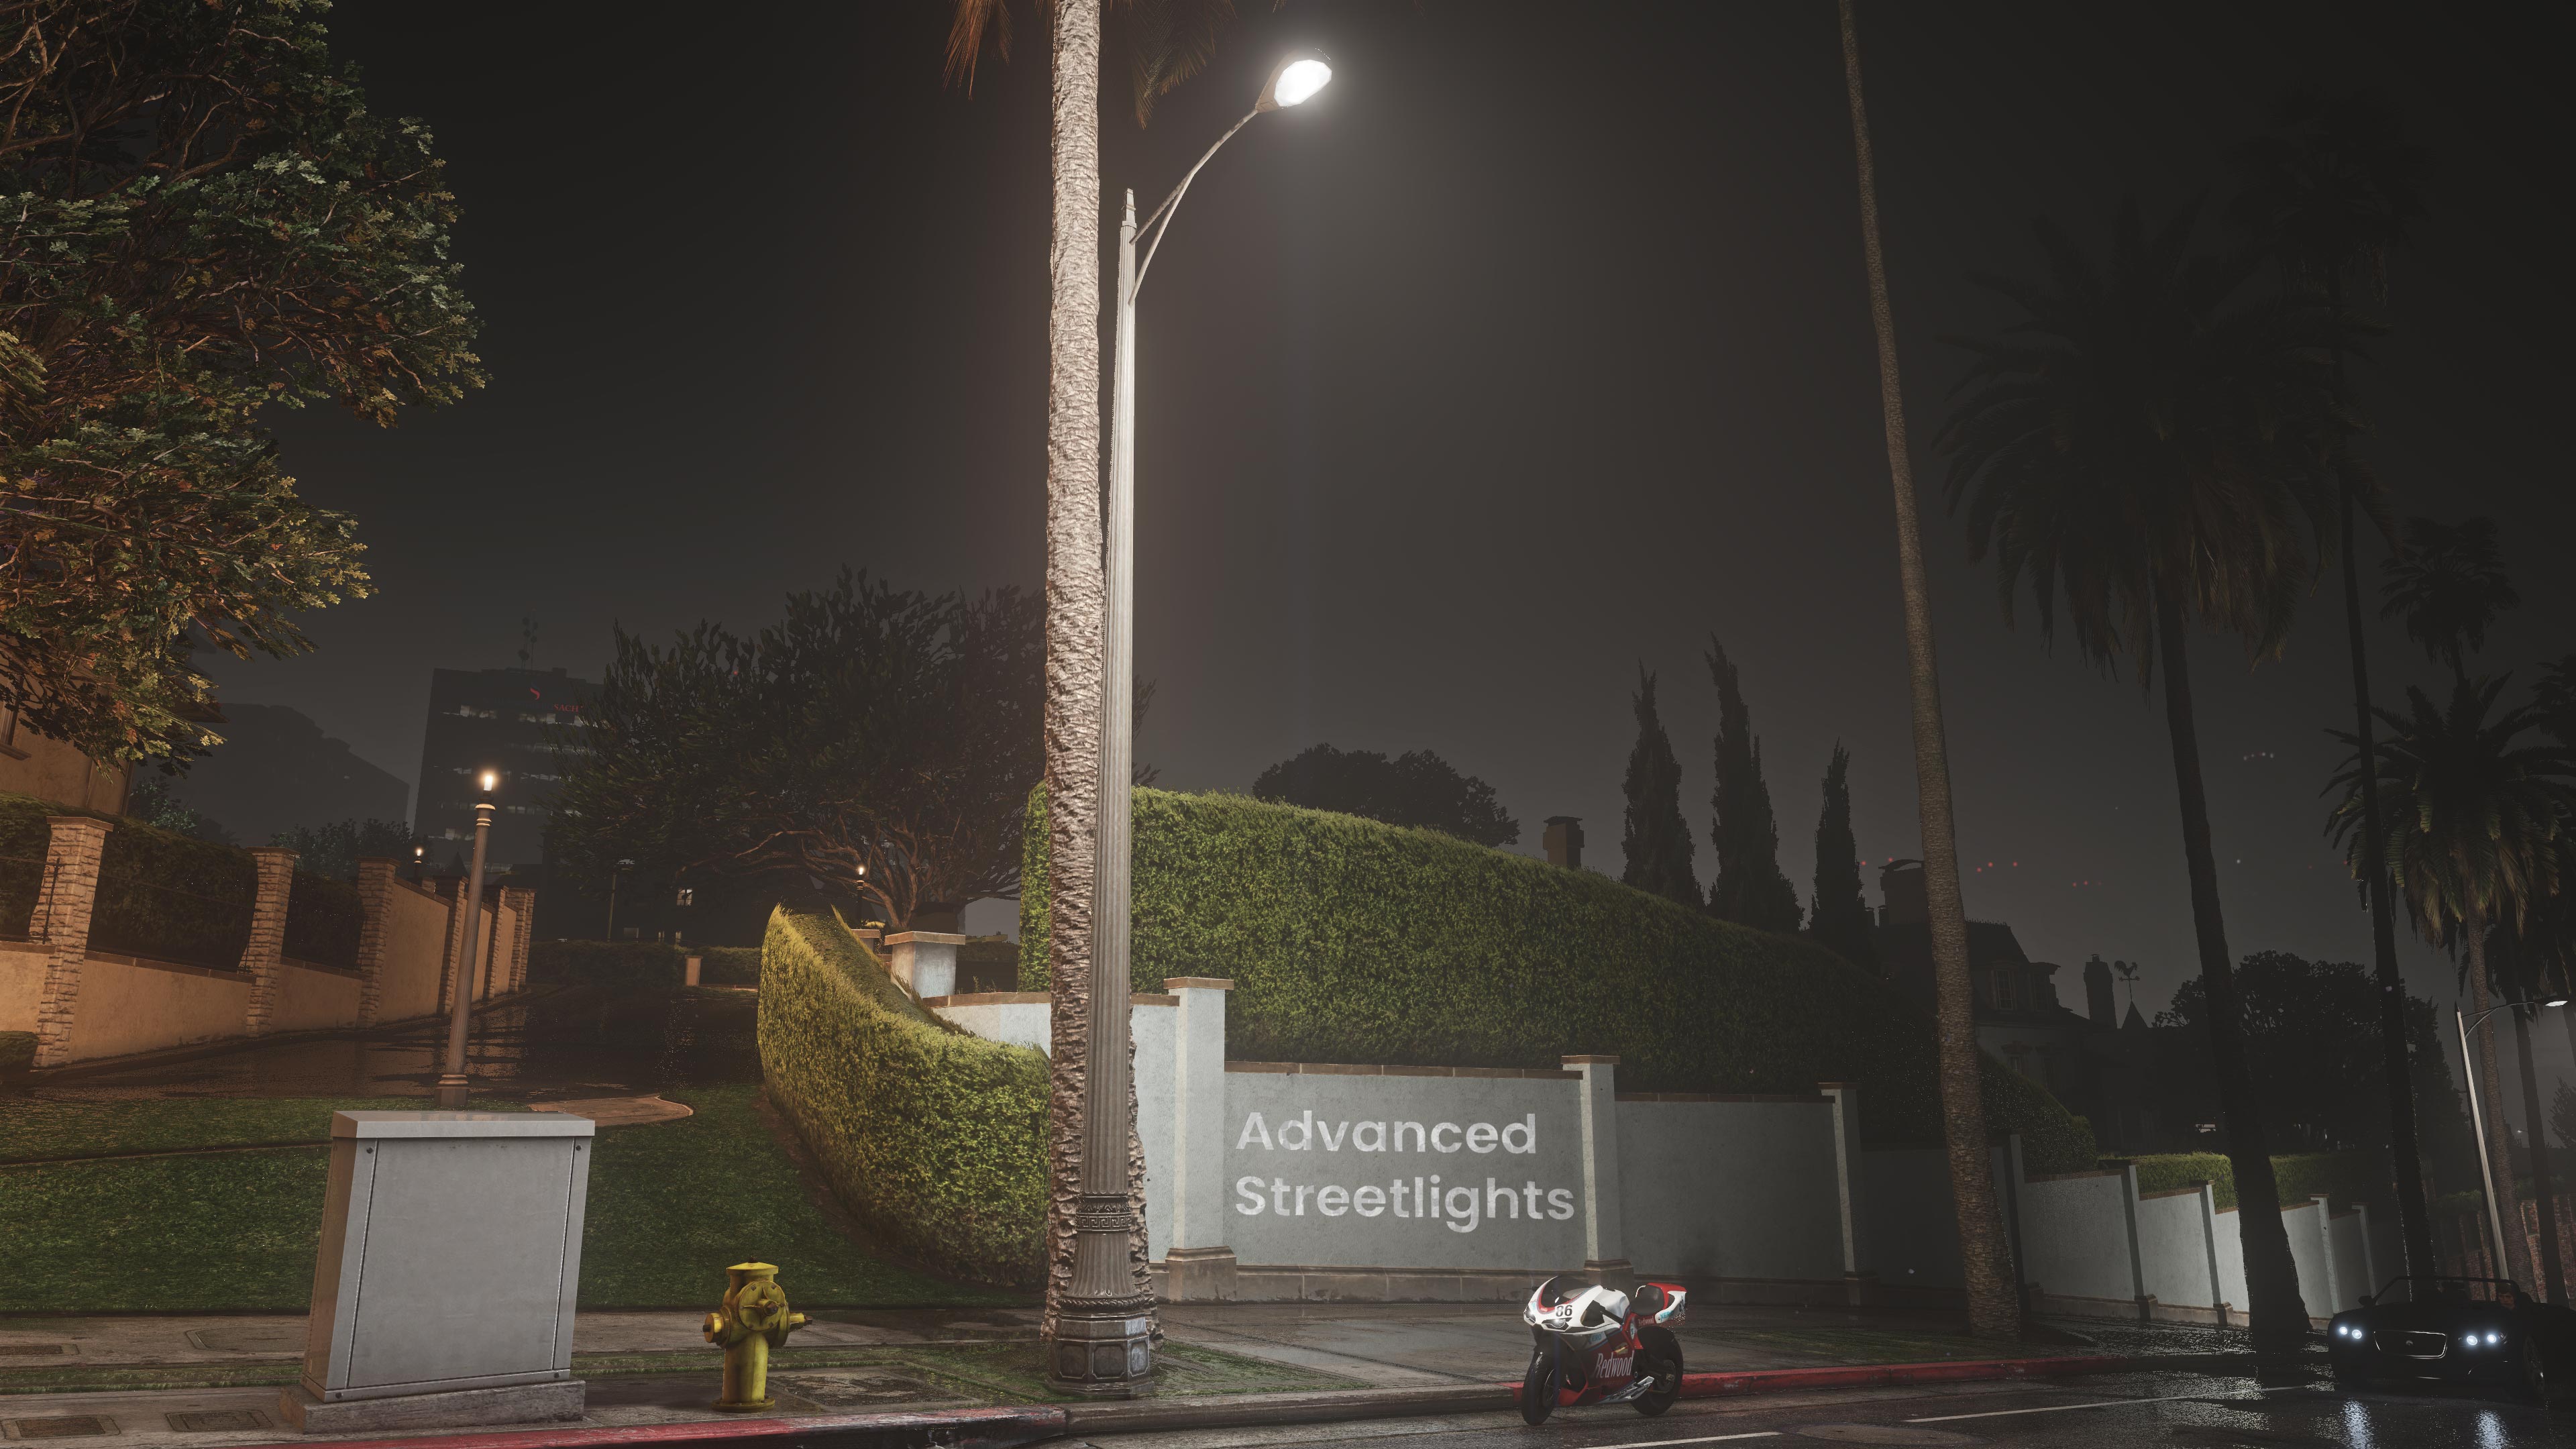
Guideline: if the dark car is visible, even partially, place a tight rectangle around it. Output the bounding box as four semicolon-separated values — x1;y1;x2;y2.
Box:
2328;1276;2576;1403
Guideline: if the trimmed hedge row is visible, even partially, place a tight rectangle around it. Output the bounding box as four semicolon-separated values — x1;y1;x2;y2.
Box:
283;873;362;969
528;938;689;989
757;906;1049;1286
2131;1149;2394;1214
700;945;762;985
0;794;50;938
1021;787;2098;1171
91;810;256;971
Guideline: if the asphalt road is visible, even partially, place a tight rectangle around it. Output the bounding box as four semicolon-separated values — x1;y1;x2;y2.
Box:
1081;1371;2576;1449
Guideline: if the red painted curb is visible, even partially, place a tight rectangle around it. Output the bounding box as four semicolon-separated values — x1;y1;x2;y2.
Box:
1672;1354;2131;1399
244;1405;1069;1449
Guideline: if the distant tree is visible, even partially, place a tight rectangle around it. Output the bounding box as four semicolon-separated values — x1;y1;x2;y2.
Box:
2380;517;2519;686
1617;668;1698;908
1703;638;1800;932
2536;657;2576;747
2158;951;2463;1155
1809;745;1876;971
1252;745;1518;849
548;571;1042;930
271;819;412;881
125;775;234;845
0;1;482;766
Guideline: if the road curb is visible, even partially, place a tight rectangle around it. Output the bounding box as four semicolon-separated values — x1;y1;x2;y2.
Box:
237;1352;2227;1449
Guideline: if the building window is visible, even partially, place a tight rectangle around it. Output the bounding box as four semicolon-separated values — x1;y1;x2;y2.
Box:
1992;969;2018;1011
675;888;694;908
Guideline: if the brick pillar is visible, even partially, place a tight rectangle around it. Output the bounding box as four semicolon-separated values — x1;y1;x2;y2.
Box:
240;847;299;1036
500;886;536;993
31;816;113;1068
353;859;396;1027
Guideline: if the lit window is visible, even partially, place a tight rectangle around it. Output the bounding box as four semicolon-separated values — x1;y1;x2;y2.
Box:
676;888;694;907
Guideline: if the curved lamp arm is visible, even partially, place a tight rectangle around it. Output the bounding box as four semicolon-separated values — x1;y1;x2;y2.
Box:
1132;107;1262;301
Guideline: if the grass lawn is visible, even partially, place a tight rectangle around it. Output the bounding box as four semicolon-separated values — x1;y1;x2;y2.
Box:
0;1085;1004;1313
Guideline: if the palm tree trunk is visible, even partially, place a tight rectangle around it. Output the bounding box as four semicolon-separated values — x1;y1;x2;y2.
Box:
2153;586;2308;1349
2465;910;2533;1290
2512;1004;2565;1301
1837;0;2018;1340
1040;0;1108;1340
2339;470;2435;1279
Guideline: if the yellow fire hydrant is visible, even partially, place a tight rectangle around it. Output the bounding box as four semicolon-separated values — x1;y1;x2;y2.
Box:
704;1261;808;1411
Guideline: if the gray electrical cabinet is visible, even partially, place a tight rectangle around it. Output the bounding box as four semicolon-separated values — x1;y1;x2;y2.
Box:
282;1111;594;1432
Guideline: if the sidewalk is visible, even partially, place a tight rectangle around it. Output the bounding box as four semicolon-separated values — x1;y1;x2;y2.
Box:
0;1301;2253;1447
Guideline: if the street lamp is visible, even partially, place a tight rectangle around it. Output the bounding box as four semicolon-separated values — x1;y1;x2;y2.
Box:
2457;996;2571;1287
605;858;634;942
1052;50;1332;1401
435;769;500;1110
411;842;425;884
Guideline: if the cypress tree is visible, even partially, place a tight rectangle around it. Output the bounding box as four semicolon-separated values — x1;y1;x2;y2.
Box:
1619;667;1701;908
1810;743;1878;971
1706;637;1802;931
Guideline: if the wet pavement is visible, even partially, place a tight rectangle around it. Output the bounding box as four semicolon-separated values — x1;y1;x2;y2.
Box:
23;985;756;1103
1081;1370;2576;1448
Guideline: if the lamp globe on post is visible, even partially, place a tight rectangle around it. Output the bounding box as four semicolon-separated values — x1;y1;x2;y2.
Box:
434;769;500;1110
1052;46;1333;1401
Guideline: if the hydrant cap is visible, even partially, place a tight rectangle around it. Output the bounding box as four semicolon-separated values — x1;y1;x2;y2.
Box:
729;1262;780;1275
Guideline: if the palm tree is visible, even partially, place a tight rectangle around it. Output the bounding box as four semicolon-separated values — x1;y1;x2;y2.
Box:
1836;0;2017;1338
2381;516;2520;687
2494;914;2570;1301
2228;87;2430;1279
2330;679;2576;1293
944;0;1261;1346
1937;199;2350;1351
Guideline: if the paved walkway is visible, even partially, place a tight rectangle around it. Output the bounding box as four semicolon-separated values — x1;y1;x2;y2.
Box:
0;1303;2238;1447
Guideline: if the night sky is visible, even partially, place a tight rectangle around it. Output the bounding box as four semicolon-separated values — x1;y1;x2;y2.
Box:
219;3;2571;1069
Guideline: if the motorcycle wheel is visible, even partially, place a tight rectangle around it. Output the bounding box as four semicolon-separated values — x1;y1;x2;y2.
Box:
1633;1327;1683;1417
1520;1352;1556;1426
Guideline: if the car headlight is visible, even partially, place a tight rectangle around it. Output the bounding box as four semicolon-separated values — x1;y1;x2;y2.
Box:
2489;1332;2504;1345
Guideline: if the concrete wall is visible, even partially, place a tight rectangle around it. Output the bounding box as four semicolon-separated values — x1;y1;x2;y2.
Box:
1616;1096;1843;1284
2135;1185;2218;1312
272;961;367;1034
1;819;537;1065
62;956;252;1060
2019;1169;2139;1306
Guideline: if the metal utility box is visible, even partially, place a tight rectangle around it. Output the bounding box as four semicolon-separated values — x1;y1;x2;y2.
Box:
297;1112;594;1412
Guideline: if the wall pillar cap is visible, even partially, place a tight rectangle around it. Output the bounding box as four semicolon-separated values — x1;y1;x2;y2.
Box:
43;814;113;834
883;930;966;946
1562;1054;1621;1066
248;845;300;861
1816;1080;1860;1089
1163;977;1235;991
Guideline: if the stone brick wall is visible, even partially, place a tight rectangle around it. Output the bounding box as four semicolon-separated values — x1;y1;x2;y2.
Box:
32;815;113;1067
353;858;396;1027
238;847;299;1036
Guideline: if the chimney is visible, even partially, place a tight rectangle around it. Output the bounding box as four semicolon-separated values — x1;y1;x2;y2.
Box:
2084;954;2116;1026
1543;816;1585;869
1878;859;1928;926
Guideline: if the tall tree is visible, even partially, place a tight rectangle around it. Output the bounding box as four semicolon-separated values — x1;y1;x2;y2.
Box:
0;0;483;765
1253;743;1519;847
1837;0;2018;1338
2229;85;2430;1281
1705;637;1801;932
2380;517;2520;686
2331;678;2576;1295
1810;745;1877;972
1938;199;2351;1350
2496;921;2568;1302
947;0;1258;1345
1618;669;1700;908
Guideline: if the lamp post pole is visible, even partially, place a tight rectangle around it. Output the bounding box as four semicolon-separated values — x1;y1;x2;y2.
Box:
1046;54;1332;1399
2459;998;2569;1287
435;772;498;1110
606;858;632;942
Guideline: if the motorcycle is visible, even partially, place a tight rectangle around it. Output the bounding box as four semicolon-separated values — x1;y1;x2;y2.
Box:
1517;1274;1688;1425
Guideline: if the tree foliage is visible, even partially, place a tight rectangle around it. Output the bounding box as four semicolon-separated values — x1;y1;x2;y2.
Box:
1618;667;1698;908
1704;637;1799;932
1809;743;1876;973
270;816;409;881
2379;516;2520;685
2157;951;2463;1155
547;572;1043;931
0;0;482;765
1250;743;1517;848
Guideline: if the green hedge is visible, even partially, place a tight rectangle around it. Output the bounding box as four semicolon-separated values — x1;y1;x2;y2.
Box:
283;873;362;969
528;938;687;989
0;1031;32;1079
1021;787;2098;1171
0;794;50;938
2131;1149;2394;1213
957;938;1017;994
700;945;762;985
91;810;256;971
758;906;1049;1286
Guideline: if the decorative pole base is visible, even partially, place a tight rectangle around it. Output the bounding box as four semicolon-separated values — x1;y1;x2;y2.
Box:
1044;1292;1158;1397
433;1075;469;1110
